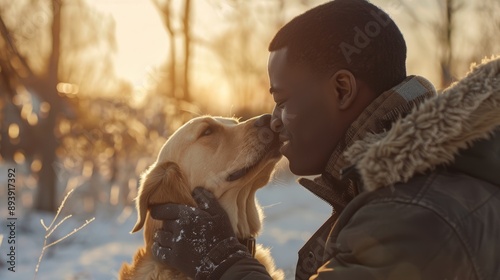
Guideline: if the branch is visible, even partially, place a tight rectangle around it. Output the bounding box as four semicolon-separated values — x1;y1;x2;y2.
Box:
44;218;95;248
0;57;17;98
34;188;95;280
47;0;61;85
0;14;34;78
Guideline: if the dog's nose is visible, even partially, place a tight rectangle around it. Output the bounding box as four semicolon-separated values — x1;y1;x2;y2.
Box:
254;114;272;127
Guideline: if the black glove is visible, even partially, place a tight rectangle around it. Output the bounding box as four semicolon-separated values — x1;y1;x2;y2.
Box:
150;187;252;280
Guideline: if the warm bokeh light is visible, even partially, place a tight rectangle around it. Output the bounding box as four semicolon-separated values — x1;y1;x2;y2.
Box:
31;159;42;172
27;113;38;126
40;102;51;113
20;103;32;120
13;151;26;164
57;82;79;96
8;123;20;139
59;119;71;135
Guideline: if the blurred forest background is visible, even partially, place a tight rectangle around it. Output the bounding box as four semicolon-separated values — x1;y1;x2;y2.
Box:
1;0;499;217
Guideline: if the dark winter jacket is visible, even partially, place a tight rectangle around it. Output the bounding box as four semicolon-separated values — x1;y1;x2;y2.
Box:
221;57;500;280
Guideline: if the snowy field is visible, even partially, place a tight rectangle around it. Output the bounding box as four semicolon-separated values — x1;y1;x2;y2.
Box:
0;168;331;280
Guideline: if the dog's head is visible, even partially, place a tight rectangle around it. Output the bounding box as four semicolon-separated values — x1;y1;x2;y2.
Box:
132;115;282;242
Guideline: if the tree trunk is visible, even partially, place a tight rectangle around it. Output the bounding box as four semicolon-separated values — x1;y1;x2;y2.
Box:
34;0;62;212
163;0;177;98
35;107;58;212
440;0;454;88
182;0;191;102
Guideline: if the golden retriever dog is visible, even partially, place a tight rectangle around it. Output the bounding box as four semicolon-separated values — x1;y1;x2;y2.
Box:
120;115;284;280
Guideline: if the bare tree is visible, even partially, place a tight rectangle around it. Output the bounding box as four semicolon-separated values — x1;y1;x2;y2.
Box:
394;0;500;88
0;0;63;212
0;0;122;212
211;18;270;117
152;0;177;97
153;0;193;102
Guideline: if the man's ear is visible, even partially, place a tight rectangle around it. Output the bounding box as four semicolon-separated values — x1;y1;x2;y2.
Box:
331;69;358;110
131;161;194;233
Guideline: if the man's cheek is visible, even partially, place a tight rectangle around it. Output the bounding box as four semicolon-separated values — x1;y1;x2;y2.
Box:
282;106;298;126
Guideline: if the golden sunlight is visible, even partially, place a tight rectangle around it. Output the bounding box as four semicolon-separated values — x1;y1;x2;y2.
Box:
88;0;168;88
87;0;272;111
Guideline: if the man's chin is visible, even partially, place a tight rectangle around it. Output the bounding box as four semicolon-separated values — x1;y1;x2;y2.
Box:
286;155;322;176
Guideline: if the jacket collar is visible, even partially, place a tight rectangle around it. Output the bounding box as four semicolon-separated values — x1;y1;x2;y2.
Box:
299;75;437;209
345;56;500;191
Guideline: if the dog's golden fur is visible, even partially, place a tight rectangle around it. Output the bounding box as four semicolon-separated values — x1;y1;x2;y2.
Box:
120;116;284;280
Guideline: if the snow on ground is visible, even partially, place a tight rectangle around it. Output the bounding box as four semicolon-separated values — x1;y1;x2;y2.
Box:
0;176;330;280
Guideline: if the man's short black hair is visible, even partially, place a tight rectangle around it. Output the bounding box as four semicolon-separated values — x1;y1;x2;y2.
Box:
269;0;407;95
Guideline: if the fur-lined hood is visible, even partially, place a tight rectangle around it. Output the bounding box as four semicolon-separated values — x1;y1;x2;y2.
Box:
345;56;500;192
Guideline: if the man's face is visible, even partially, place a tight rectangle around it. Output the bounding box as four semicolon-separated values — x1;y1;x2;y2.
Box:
268;48;344;175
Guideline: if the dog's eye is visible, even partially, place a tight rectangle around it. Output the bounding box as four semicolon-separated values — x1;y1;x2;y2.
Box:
200;127;213;137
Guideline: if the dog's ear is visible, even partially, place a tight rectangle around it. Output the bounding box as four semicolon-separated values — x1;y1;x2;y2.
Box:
131;161;194;233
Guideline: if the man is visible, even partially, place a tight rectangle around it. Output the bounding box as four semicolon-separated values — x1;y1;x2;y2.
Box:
150;0;500;279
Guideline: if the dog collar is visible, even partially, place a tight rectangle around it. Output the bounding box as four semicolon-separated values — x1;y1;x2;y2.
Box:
238;237;256;257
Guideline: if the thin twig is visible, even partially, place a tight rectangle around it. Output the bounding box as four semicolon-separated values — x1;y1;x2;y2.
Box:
40;220;48;231
46;189;74;230
34;189;95;280
45;218;95;248
45;215;72;238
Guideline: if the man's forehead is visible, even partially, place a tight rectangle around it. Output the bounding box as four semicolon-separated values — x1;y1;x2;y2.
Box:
268;47;289;71
269;48;312;96
268;48;289;94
